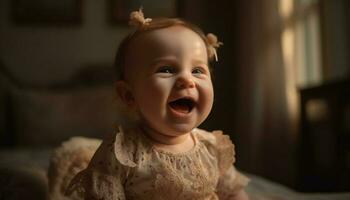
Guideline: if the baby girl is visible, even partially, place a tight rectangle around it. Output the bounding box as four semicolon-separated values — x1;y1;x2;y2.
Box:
66;9;249;200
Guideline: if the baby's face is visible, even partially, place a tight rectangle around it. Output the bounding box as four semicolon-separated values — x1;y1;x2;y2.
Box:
122;26;214;137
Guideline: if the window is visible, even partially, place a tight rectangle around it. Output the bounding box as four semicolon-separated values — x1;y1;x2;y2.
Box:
279;0;322;87
278;0;322;138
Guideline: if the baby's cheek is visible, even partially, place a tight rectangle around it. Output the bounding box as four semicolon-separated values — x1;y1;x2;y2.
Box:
135;80;168;106
197;81;214;111
199;80;214;98
150;79;173;95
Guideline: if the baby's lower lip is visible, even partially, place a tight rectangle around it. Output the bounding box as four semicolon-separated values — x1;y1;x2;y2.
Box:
169;103;191;113
168;104;193;117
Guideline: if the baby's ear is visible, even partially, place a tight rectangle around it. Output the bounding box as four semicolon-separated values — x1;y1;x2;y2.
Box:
115;81;136;108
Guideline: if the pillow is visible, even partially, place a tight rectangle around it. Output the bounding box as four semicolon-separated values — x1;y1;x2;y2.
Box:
10;85;119;147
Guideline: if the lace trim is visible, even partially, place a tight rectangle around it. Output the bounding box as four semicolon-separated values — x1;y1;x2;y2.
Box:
212;130;235;175
113;126;235;169
151;150;218;199
196;129;235;175
114;126;137;167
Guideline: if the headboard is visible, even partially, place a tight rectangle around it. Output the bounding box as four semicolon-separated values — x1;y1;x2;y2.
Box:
0;64;120;148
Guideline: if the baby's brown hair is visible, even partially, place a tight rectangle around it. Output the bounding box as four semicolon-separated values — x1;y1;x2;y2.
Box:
114;10;222;80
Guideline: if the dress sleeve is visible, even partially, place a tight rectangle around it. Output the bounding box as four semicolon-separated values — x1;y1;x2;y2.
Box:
195;129;250;199
66;129;135;200
212;131;250;199
216;166;250;199
66;166;126;200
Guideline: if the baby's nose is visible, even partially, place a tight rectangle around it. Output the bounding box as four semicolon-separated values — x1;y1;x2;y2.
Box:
175;74;195;89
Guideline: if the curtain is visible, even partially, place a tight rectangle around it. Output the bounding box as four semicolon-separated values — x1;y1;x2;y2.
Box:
234;0;297;186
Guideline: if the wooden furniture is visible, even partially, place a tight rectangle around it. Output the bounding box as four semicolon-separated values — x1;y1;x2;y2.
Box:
298;78;350;192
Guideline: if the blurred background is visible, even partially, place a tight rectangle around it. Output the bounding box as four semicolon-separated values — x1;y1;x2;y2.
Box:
0;0;349;193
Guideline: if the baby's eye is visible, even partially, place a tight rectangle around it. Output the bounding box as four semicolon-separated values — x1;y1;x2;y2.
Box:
192;67;205;75
156;66;174;74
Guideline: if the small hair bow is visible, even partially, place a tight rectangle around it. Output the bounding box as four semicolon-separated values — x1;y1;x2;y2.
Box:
129;7;152;28
206;33;223;62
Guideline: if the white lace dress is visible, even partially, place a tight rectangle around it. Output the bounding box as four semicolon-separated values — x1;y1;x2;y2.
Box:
66;127;249;200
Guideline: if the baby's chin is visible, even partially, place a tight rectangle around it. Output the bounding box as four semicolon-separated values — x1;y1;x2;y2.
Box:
139;114;205;137
154;122;199;137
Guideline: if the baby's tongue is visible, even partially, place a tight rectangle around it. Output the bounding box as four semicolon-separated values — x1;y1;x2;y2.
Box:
170;102;190;114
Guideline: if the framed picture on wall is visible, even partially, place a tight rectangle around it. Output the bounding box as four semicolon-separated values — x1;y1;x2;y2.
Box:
12;0;83;25
109;0;178;24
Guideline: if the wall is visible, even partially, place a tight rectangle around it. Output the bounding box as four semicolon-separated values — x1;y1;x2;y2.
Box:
0;0;130;85
322;0;350;81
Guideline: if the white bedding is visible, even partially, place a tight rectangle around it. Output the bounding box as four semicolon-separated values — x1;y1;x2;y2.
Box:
246;174;350;200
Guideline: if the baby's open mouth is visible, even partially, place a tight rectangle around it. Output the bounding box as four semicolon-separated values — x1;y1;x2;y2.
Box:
168;98;195;114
